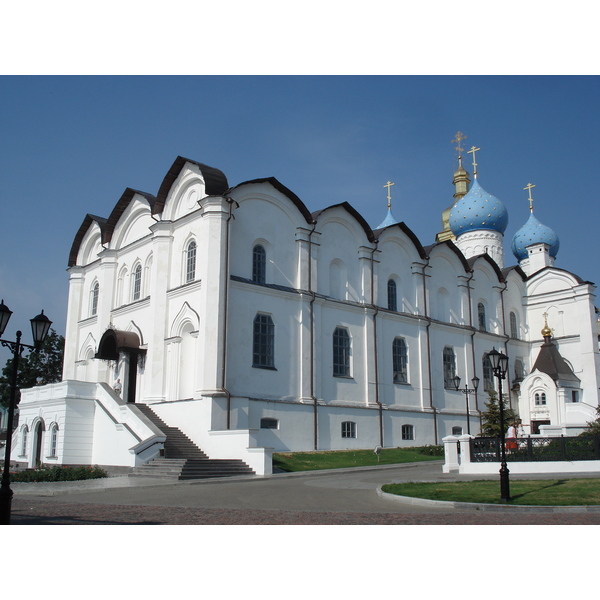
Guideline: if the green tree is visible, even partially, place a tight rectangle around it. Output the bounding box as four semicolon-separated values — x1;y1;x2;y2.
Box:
479;390;517;437
579;406;600;436
0;328;64;410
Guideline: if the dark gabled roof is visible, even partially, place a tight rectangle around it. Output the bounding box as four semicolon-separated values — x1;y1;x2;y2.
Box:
68;214;108;267
95;328;142;361
373;221;428;260
311;202;376;243
153;156;229;215
532;336;580;384
103;188;157;245
227;177;315;225
502;264;528;281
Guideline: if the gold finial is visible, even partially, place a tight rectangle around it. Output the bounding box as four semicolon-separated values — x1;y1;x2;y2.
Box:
524;183;536;213
541;312;552;337
467;145;480;179
452;131;467;157
383;181;395;210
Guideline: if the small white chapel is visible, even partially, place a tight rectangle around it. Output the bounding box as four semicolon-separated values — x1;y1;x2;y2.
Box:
11;138;600;475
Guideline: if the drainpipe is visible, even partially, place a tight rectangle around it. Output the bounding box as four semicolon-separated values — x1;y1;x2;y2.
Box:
221;196;238;429
369;241;384;447
466;270;480;428
307;222;318;449
499;280;512;408
420;260;437;444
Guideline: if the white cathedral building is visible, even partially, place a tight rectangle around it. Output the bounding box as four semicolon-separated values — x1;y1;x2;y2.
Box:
11;148;600;476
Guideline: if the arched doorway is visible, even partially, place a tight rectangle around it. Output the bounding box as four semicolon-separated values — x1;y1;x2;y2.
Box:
95;329;146;403
33;420;45;467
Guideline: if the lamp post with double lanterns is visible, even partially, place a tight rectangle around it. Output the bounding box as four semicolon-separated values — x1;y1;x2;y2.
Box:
487;347;510;502
0;299;52;525
452;374;479;435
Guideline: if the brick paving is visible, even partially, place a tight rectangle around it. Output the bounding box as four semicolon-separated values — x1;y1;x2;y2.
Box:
10;497;600;525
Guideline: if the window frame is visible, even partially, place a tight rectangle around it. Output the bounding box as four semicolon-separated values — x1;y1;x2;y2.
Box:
49;423;58;457
91;281;99;316
387;279;397;312
341;421;356;438
252;313;275;369
252;244;267;284
401;424;414;441
535;392;547;406
443;346;456;389
260;417;279;429
510;311;518;339
132;263;142;301
333;326;351;378
185;239;197;283
477;302;486;332
392;336;408;384
483;354;494;392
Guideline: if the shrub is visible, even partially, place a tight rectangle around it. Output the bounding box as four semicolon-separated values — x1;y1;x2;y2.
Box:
10;465;108;483
416;445;444;456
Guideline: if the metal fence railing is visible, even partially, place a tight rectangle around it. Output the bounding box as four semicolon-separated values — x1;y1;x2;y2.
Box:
470;435;600;463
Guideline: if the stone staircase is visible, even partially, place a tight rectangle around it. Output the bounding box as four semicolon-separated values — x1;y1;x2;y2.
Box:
130;404;255;480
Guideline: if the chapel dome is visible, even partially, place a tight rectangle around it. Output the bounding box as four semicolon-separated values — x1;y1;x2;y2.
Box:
511;212;560;261
448;179;508;237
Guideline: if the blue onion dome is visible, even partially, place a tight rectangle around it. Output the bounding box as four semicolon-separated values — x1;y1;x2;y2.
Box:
448;179;508;236
511;212;560;261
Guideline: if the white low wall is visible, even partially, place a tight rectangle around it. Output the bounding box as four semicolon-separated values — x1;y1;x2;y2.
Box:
443;434;600;475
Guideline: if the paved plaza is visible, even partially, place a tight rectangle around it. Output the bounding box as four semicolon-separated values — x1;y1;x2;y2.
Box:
9;461;600;525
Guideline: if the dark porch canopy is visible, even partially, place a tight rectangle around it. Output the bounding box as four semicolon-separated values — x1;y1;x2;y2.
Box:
95;329;142;361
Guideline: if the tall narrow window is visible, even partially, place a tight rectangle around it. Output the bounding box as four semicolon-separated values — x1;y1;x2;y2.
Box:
510;311;518;339
392;337;408;383
253;313;275;369
478;302;486;331
49;424;58;457
186;240;197;283
252;244;266;284
91;282;99;316
387;279;397;311
514;359;524;382
20;426;29;456
483;354;494;391
333;327;351;377
443;346;456;389
132;264;142;301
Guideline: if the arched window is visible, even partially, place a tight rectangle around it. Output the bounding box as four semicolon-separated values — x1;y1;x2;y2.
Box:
510;312;518;339
132;264;142;301
253;313;275;369
535;392;547;406
443;346;456;389
402;424;414;440
392;337;408;383
514;359;525;382
91;281;99;316
20;425;29;456
333;327;351;377
483;354;494;391
478;302;486;331
49;423;59;457
341;421;356;438
387;279;397;311
186;240;197;283
252;244;266;284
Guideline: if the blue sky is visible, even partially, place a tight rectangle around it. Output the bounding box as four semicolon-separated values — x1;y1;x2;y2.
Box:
1;75;599;343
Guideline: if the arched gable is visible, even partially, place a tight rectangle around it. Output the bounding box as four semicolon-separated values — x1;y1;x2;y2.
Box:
313;202;375;244
374;221;427;260
103;188;157;246
467;253;505;283
154;156;229;216
68;214;107;267
228;177;315;225
169;302;200;338
527;267;588;296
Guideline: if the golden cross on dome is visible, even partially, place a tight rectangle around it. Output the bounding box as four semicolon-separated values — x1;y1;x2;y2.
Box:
452;131;467;156
467;145;480;178
383;181;395;210
524;183;536;212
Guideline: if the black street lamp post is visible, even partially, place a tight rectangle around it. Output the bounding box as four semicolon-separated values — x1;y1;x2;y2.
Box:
0;300;52;525
452;374;479;435
487;347;510;502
